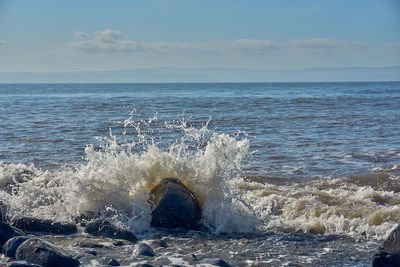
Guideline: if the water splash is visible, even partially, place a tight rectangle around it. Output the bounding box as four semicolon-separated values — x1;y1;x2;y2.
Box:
0;114;258;234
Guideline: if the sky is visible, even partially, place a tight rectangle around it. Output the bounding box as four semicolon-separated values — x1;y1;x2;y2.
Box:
0;0;399;73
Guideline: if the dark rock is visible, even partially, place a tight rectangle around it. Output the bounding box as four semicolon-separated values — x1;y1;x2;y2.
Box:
3;236;30;259
149;178;201;229
135;264;153;267
149;239;167;249
0;222;24;248
84;250;97;256
134;242;155;257
108;258;120;266
73;211;96;226
76;240;105;248
11;217;77;235
202;258;231;267
373;224;400;267
85;219;137;243
15;238;80;267
113;240;124;246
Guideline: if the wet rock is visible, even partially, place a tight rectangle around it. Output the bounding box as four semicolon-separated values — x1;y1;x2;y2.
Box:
373;224;400;266
108;258;120;266
73;211;96;226
134;242;155;257
150;178;201;229
15;238;80;267
76;240;106;248
85;219;137;242
0;222;24;248
3;236;30;259
11;217;77;235
202;258;231;267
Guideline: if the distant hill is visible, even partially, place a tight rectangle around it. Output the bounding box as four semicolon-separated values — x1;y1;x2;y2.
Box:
0;66;399;83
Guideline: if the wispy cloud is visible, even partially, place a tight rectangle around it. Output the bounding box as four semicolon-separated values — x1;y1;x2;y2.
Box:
287;39;369;51
69;29;370;55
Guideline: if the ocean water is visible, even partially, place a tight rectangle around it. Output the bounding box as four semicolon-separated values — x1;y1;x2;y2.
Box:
1;82;400;266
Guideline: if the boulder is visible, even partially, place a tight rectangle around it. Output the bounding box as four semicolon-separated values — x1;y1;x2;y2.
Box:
149;178;201;230
85;219;137;243
134;242;155;257
3;236;30;259
15;238;80;267
0;222;24;248
373;224;400;266
11;217;77;235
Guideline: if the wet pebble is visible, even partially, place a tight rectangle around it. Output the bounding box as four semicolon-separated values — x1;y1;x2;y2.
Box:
134;243;155;257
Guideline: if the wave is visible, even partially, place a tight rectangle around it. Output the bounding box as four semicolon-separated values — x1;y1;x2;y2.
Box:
0;115;258;234
0;114;399;241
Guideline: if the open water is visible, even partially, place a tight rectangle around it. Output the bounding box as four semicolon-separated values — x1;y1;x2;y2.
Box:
1;82;400;266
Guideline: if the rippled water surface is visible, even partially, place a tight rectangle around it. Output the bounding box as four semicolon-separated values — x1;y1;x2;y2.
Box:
1;82;400;266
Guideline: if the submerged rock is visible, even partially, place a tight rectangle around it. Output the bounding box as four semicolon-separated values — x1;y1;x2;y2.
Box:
149;178;201;229
3;236;30;259
373;224;400;266
0;222;24;248
11;217;77;235
85;219;137;242
15;238;80;267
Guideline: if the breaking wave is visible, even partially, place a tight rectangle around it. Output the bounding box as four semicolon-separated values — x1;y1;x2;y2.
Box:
0;113;399;240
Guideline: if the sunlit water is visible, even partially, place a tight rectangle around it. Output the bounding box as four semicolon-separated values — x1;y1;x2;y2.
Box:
1;82;400;266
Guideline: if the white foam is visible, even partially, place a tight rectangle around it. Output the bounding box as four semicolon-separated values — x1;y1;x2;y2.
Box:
1;114;399;240
0;115;258;234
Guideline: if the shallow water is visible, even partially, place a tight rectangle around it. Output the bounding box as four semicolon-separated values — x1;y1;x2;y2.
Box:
1;82;400;266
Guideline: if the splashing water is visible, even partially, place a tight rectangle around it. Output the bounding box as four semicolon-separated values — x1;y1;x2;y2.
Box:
0;114;259;234
1;113;399;241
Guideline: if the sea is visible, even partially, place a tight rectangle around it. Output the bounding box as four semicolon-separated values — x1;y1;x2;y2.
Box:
1;82;400;266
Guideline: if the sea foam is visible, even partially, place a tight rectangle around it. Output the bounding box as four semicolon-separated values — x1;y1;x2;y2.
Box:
0;114;399;240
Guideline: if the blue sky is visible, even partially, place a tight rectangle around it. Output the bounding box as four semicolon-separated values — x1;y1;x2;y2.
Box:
0;0;399;72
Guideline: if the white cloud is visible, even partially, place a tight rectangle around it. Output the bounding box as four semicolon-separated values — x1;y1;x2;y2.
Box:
93;29;122;42
68;30;371;55
73;31;88;40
